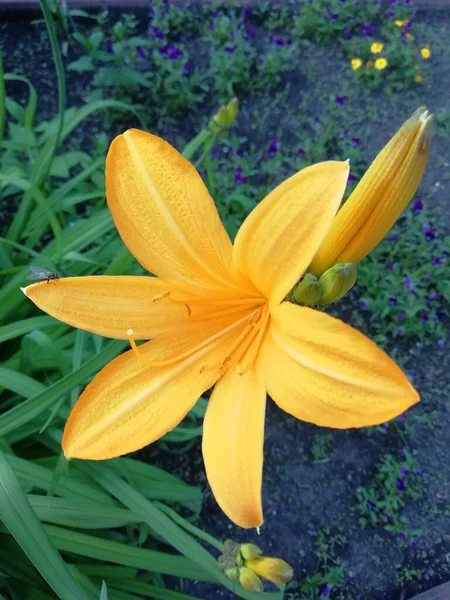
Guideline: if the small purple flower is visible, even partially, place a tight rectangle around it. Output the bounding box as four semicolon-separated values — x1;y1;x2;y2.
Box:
366;500;375;511
352;136;360;146
276;38;285;48
397;478;406;491
235;165;248;185
297;148;305;158
437;340;446;349
106;40;114;54
389;296;397;306
435;310;445;320
359;300;368;309
388;261;395;270
403;277;413;290
348;174;356;183
412;199;423;215
399;532;407;540
432;256;442;265
331;13;339;22
422;225;435;241
236;149;244;159
152;26;165;40
322;584;331;597
421;311;429;322
136;46;145;59
388;10;395;18
416;342;424;350
398;312;405;322
382;423;389;432
183;63;193;77
244;28;256;40
415;468;425;476
400;449;407;459
268;138;279;159
224;44;237;54
314;116;320;124
397;413;406;422
400;466;409;475
387;514;393;523
396;327;404;335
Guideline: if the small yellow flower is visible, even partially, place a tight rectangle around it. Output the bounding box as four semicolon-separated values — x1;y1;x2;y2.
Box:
367;60;374;68
351;58;362;70
375;57;388;70
395;19;407;27
406;32;414;41
421;47;431;59
371;42;384;54
415;74;422;83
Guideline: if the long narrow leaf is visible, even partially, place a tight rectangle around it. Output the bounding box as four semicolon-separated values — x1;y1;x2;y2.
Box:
0;452;88;600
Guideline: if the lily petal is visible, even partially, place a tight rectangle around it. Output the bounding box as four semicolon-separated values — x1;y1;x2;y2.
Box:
106;130;244;290
263;303;419;428
22;276;188;339
202;366;266;528
62;311;252;459
233;161;349;305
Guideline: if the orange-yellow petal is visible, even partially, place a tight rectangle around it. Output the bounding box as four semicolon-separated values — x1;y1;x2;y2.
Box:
106;130;245;291
263;303;419;428
62;311;252;460
202;365;266;528
233;161;349;305
22;276;188;339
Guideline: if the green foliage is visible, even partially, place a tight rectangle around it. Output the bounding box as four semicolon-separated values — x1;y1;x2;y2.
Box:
355;450;423;543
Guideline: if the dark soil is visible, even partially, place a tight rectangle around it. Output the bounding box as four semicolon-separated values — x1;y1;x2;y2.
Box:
1;3;450;600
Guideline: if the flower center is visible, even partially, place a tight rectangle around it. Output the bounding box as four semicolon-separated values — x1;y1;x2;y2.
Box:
127;295;269;376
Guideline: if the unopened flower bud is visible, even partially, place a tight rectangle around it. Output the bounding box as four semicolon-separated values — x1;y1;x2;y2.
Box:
225;567;240;582
244;556;294;584
310;107;433;276
226;97;239;124
318;263;357;305
208;98;239;134
292;273;321;306
239;567;264;592
218;539;241;571
240;543;263;560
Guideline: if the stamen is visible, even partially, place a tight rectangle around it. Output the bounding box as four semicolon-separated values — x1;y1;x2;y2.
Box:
185;304;192;317
126;311;257;369
237;304;270;375
152;291;171;303
190;302;261;322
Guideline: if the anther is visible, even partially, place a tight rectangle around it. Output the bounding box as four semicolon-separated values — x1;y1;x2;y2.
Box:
151;291;171;303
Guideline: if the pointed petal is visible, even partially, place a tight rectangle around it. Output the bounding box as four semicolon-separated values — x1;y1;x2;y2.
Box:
233;161;349;305
22;276;188;339
106;130;245;290
62;312;252;460
263;303;419;428
202;366;266;528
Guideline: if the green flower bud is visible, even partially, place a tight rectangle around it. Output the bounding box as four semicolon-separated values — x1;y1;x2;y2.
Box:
292;273;321;306
208;98;239;134
240;543;263;560
225;567;240;582
244;557;294;584
239;567;264;592
318;262;357;305
218;539;241;571
226;97;239;125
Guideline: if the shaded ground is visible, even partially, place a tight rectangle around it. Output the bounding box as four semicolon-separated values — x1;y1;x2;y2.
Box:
1;3;450;599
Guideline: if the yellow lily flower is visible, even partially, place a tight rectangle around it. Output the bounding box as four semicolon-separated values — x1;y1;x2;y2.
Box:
23;130;418;529
309;107;432;277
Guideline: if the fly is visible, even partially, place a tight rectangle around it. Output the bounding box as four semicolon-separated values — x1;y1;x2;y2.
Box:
27;266;59;284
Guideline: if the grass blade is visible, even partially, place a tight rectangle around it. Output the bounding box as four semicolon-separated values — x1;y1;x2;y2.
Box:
0;451;88;600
